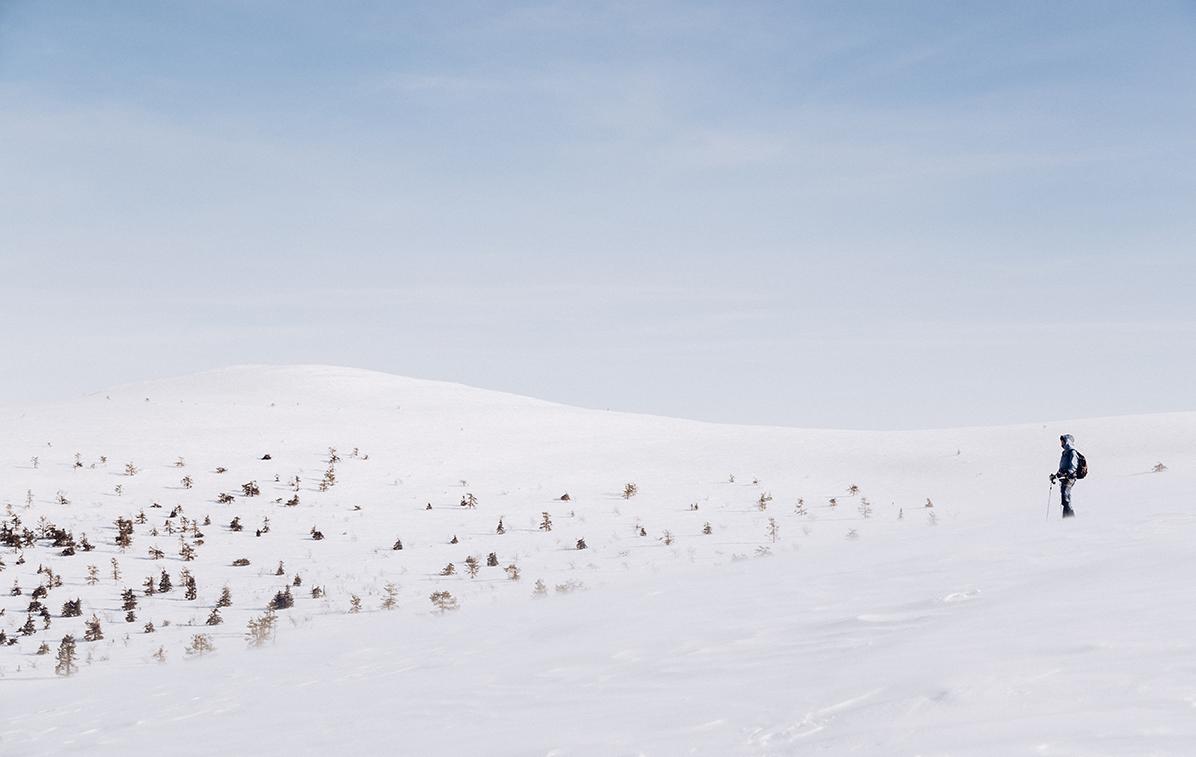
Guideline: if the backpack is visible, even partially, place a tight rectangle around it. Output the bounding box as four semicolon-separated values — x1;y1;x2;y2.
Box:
1075;451;1088;480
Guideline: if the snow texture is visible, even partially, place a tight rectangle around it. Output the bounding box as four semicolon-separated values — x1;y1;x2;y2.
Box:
1;365;1193;755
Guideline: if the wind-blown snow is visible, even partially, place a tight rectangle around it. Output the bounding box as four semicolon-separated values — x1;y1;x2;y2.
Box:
1;365;1193;755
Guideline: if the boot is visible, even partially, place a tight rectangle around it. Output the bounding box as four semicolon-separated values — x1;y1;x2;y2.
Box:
1062;506;1075;518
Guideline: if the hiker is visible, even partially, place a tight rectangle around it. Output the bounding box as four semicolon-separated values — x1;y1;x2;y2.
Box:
1050;434;1080;518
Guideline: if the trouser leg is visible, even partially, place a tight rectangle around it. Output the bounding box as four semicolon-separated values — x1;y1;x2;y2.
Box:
1060;479;1074;516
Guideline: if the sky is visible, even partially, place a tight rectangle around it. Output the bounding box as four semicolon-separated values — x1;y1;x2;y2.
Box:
1;1;1194;429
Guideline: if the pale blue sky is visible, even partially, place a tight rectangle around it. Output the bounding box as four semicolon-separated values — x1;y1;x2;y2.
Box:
1;1;1194;428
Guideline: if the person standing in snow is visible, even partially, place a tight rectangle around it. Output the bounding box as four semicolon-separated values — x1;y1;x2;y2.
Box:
1050;434;1080;518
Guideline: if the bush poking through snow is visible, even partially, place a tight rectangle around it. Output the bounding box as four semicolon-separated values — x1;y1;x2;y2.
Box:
622;482;638;499
232;558;250;567
539;512;552;532
349;595;362;614
246;610;277;648
206;608;223;626
429;591;458;613
186;634;215;656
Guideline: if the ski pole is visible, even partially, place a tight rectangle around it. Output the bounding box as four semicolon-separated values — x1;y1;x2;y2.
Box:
1045;482;1054;521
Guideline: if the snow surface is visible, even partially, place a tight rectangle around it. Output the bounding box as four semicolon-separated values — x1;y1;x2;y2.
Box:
1;365;1194;755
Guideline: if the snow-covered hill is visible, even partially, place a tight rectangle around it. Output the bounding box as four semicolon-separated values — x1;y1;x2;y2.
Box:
1;365;1193;755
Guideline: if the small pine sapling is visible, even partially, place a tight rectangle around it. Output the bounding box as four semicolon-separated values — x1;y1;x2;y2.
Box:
758;492;772;511
429;591;458;613
245;610;277;647
381;582;398;610
268;586;294;611
83;614;103;641
55;635;78;676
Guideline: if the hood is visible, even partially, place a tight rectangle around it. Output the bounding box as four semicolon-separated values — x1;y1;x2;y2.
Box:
1060;434;1075;448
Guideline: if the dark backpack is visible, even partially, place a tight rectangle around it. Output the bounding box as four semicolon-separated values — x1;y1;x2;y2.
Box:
1075;451;1088;480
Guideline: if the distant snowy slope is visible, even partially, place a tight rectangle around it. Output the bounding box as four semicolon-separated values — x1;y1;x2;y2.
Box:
0;366;1193;755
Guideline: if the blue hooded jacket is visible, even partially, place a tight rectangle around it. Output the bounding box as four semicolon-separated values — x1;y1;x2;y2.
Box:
1058;434;1079;477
